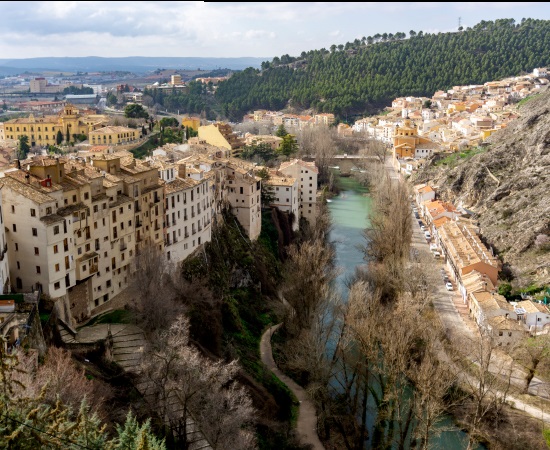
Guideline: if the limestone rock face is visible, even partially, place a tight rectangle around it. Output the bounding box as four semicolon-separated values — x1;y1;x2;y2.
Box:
413;88;550;287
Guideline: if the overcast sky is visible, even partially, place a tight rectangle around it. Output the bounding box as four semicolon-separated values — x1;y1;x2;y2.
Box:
1;2;549;60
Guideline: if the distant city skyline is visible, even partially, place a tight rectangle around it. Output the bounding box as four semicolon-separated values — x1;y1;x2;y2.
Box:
1;2;549;60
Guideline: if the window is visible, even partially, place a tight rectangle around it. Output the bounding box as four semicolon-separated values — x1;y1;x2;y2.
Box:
30;208;36;217
54;282;60;290
54;245;58;253
36;266;41;274
498;331;503;336
55;263;60;272
12;224;16;232
54;225;59;235
72;195;77;202
78;247;82;255
34;247;39;255
32;228;37;236
106;280;111;288
11;205;14;214
85;243;90;252
240;187;244;194
17;261;20;270
94;205;98;213
84;192;89;200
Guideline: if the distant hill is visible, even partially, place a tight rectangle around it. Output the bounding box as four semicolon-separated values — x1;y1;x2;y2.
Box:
0;56;268;74
215;18;550;120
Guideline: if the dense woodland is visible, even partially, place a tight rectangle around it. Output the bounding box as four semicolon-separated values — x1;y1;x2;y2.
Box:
214;18;550;121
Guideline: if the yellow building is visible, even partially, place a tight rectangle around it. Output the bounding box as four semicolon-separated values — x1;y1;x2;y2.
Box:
392;119;434;159
2;104;107;147
198;123;244;157
181;117;201;131
89;126;140;146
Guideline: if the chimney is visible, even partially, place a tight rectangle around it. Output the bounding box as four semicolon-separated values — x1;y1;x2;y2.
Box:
178;163;186;179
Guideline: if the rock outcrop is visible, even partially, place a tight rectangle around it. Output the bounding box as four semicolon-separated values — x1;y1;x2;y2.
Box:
413;88;550;287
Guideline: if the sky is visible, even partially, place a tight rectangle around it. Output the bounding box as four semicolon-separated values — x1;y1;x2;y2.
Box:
1;1;550;60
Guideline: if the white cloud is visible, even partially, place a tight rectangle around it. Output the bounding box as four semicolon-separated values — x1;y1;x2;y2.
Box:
0;1;548;58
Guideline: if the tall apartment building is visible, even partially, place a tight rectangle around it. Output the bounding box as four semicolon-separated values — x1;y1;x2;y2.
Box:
177;154;262;240
279;159;318;225
0;190;10;294
262;171;300;231
0;153;165;323
151;160;212;262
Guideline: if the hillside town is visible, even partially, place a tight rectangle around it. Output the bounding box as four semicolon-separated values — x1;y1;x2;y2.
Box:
1;54;550;450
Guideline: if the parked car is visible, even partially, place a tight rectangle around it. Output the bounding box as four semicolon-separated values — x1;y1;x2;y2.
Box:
424;231;432;240
433;251;441;259
414;212;420;219
420;225;426;232
445;282;453;291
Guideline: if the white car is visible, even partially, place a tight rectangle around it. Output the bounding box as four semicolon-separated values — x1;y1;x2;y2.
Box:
420;225;426;232
445;282;453;291
424;231;432;240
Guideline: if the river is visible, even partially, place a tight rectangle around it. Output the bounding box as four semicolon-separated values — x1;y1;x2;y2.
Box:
327;175;474;450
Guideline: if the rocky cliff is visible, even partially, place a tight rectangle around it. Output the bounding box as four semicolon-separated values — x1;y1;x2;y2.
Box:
413;88;550;287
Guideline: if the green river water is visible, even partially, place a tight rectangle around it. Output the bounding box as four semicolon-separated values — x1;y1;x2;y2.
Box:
327;175;474;450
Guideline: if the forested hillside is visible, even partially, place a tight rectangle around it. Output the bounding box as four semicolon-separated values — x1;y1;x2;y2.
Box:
215;18;550;120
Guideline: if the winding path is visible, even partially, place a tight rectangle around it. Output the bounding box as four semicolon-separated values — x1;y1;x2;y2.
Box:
260;324;325;450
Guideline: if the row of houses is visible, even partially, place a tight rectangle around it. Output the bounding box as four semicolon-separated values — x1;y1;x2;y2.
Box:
0;149;318;326
414;183;550;345
353;67;549;176
244;110;335;130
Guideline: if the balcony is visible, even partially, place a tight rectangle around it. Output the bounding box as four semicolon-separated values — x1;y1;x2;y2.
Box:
135;220;142;228
184;232;189;238
184;215;188;221
165;239;172;247
120;243;127;252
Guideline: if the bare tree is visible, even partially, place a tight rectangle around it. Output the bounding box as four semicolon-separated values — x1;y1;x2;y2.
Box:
128;243;185;334
295;127;337;186
139;315;256;449
513;334;550;393
359;138;388;164
460;330;514;450
16;346;111;418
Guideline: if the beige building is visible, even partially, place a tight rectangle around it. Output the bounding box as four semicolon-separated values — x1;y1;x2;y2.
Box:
262;171;300;231
0;189;10;294
279;159;318;225
225;160;262;240
151;160;212;262
438;220;499;289
89;126;140;146
0;152;167;324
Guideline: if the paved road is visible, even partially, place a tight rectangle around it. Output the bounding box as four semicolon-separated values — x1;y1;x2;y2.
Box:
383;158;550;421
260;324;325;450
